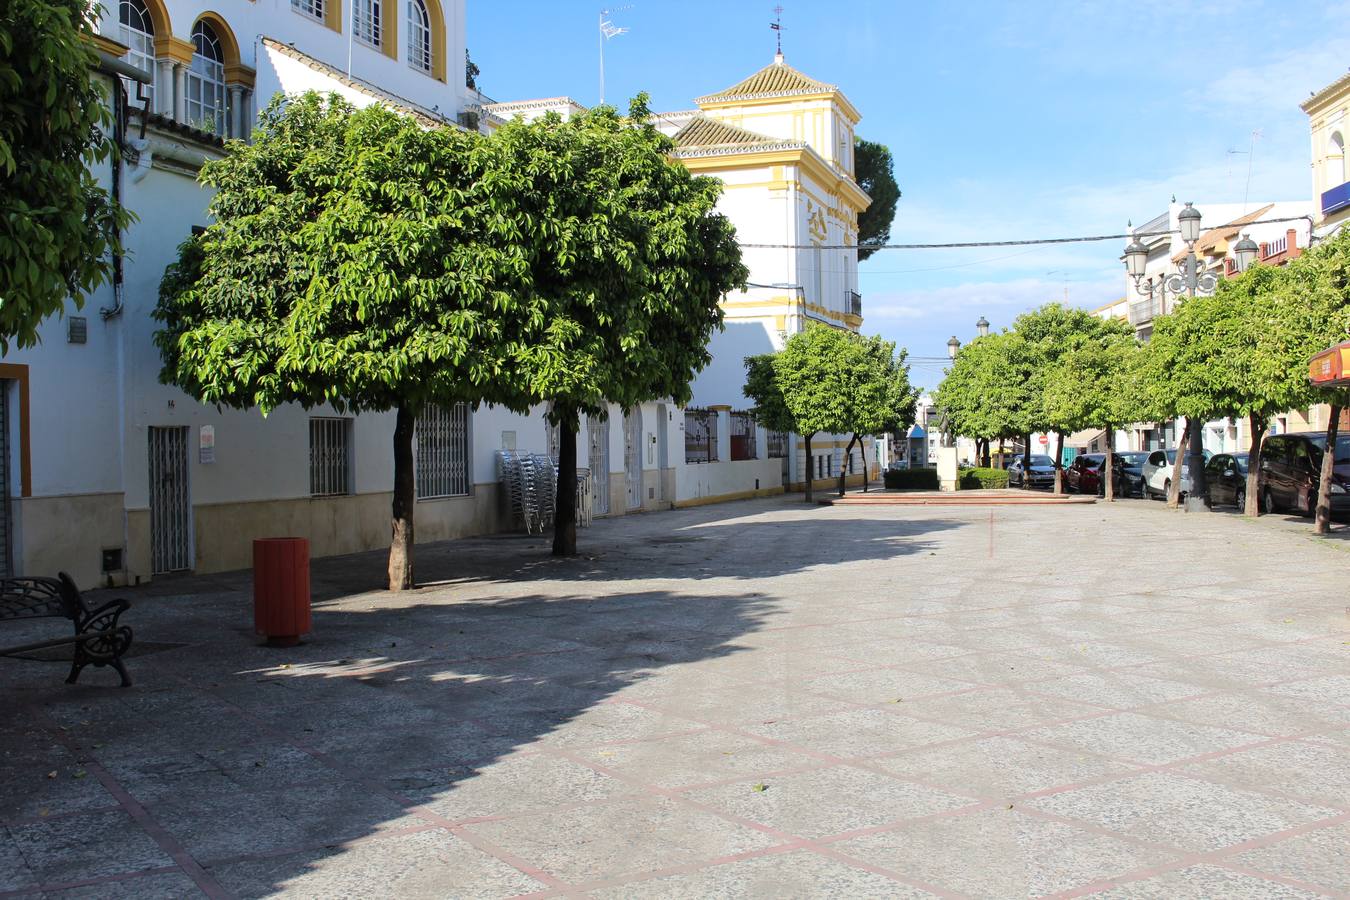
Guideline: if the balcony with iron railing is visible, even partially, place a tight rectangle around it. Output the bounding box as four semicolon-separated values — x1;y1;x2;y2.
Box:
1128;295;1163;328
845;290;862;318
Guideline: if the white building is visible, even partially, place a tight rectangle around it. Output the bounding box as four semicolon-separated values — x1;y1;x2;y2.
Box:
2;11;878;586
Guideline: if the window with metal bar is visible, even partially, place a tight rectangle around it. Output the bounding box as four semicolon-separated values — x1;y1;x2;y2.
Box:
353;0;381;48
117;0;156;107
766;431;788;459
291;0;325;22
309;418;352;496
407;0;433;74
730;411;757;461
684;409;717;464
416;402;470;499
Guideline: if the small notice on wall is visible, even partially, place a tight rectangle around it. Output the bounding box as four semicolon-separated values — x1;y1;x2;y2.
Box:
199;425;215;464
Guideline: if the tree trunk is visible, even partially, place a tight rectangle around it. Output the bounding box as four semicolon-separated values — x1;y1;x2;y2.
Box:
804;432;815;503
981;438;991;468
1022;434;1032;490
388;403;416;591
860;438;869;492
1315;404;1340;534
1245;414;1266;517
1166;420;1188;509
997;437;1005;469
1184;417;1208;512
1103;425;1115;502
838;434;858;497
1052;432;1065;495
552;418;578;556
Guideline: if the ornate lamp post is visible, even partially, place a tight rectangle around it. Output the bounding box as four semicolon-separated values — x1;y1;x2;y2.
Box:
1123;203;1259;512
976;316;990;338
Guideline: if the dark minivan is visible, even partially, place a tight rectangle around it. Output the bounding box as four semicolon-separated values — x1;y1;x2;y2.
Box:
1259;433;1350;516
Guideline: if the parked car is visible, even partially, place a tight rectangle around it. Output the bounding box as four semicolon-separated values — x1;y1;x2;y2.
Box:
1141;448;1212;500
1008;454;1056;489
1204;452;1250;509
1065;453;1107;495
1115;451;1149;497
1258;433;1350;516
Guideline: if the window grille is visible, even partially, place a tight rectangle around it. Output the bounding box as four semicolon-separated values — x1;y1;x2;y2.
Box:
730;411;757;461
309;418;352;496
766;431;788;459
117;0;155;106
186;21;226;135
353;0;382;48
684;409;717;463
416;402;470;499
407;0;433;73
291;0;325;22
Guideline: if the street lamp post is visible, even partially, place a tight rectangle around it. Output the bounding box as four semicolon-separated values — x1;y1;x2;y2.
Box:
941;336;961;448
976;316;990;338
1123;203;1258;513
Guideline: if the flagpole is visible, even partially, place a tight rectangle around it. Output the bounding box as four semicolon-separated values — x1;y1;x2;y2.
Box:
598;9;605;106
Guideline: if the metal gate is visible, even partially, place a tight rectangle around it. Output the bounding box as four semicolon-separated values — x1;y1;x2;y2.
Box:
587;416;610;516
0;386;9;576
149;426;192;574
624;408;642;510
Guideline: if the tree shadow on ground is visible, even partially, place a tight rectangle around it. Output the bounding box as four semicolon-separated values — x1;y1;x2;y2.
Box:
2;504;967;896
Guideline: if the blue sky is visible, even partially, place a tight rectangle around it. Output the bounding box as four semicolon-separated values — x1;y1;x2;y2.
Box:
469;1;1350;389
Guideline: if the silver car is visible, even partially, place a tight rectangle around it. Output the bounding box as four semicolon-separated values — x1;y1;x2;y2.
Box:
1141;448;1213;500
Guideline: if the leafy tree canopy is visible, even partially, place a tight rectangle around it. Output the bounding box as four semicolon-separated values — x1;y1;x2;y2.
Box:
934;330;1037;441
1;0;128;351
854;137;899;263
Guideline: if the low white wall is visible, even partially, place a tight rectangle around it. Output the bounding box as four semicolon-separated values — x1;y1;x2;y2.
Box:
676;458;783;505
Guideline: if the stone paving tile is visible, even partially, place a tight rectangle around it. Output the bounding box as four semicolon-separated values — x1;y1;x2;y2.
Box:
1148;690;1350;739
41;871;205;899
583;849;935;898
742;707;976;759
832;808;1179;898
1028;772;1341;853
681;765;973;840
1021;670;1208;709
1264;674;1350;706
0;828;37;892
568;728;823;790
1092;863;1327;898
794;668;976;705
869;735;1137;800
1022;711;1266;766
1227;821;1350;895
1177;740;1350;808
634;682;851;726
462;795;783;884
412;753;636;822
5;808;172;885
208;828;547;898
891;686;1103;733
897;650;1092;685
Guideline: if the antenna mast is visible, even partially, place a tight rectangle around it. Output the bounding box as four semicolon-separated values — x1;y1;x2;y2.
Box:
771;5;784;59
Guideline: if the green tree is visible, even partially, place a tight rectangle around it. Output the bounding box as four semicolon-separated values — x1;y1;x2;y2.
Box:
489;96;746;556
155;93;539;590
934;331;1034;465
854;138;900;263
744;325;875;504
1278;230;1350;530
1;0;129;351
1042;326;1141;501
1013;303;1115;493
836;335;916;495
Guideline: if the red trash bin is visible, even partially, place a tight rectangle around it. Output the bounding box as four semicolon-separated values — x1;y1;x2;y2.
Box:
253;537;311;647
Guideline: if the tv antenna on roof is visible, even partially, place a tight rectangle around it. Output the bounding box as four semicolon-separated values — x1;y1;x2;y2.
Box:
599;6;630;106
771;5;784;59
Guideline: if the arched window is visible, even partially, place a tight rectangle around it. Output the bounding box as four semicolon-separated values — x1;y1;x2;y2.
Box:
1332;131;1347;185
186;20;227;135
407;0;432;74
117;0;155;102
353;0;382;48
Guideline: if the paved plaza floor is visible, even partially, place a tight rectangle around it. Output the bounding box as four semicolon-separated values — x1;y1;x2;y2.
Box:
3;496;1349;897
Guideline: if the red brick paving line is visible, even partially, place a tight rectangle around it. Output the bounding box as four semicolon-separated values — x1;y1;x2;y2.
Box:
32;710;232;899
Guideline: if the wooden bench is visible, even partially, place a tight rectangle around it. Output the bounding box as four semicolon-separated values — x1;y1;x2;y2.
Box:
0;574;133;686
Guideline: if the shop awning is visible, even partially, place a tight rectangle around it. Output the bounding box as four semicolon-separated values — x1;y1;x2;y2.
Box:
1309;340;1350;388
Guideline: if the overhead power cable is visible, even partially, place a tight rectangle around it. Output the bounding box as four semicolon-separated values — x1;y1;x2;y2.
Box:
734;216;1312;252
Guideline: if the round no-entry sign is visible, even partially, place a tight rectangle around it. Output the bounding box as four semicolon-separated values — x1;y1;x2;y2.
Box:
1038;435;1048;445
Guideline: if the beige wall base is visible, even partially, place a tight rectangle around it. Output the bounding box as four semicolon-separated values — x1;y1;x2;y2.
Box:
12;493;126;589
672;485;785;509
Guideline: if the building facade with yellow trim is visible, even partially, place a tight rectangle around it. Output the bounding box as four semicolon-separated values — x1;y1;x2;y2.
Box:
1302;72;1350;238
